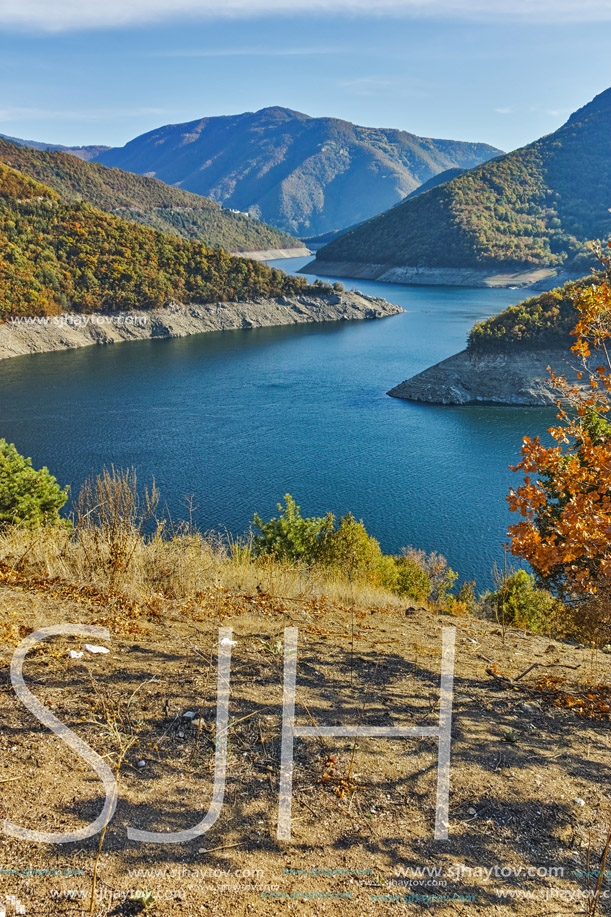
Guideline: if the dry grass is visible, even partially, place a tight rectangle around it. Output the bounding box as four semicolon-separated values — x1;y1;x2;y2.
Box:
1;546;611;916
3;477;611;914
0;524;406;614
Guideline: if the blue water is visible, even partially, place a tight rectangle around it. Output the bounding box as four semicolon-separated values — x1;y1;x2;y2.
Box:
0;257;553;589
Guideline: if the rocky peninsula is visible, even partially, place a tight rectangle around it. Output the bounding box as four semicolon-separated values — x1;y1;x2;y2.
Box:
388;347;583;406
0;291;402;361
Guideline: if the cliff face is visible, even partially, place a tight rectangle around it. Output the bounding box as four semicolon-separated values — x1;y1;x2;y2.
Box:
388;348;583;406
0;292;402;361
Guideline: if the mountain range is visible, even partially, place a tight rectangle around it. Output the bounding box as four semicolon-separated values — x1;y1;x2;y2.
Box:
89;106;502;237
312;88;611;280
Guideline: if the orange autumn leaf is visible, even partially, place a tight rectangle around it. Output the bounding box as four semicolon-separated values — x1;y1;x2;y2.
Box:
508;249;611;603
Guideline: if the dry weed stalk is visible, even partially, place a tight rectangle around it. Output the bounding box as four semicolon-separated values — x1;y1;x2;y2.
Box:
86;672;155;914
75;466;159;588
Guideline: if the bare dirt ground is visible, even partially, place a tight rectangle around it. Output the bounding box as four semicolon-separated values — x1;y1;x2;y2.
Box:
0;562;610;916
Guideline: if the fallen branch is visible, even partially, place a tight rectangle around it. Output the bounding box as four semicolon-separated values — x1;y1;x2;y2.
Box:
515;661;581;682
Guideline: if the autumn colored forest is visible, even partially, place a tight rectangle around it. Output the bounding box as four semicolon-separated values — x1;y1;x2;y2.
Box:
0;162;308;318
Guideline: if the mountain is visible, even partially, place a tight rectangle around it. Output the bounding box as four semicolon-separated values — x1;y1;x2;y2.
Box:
313;89;611;279
0;161;309;319
0;138;302;254
304;167;468;250
93;106;502;236
401;166;466;200
0;133;110;161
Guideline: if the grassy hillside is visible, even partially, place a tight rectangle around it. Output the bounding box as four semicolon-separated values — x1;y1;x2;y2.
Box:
0;138;301;253
316;88;611;271
0;162;307;319
94;106;501;236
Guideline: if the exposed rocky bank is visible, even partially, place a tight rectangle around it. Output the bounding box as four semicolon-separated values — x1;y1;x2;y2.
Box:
230;246;311;261
388;347;584;406
0;291;402;361
301;260;580;290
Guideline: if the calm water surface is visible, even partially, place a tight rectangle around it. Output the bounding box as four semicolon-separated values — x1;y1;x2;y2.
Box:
0;257;553;588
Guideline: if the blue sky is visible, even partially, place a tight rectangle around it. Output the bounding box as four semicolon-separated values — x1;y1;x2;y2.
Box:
1;1;610;152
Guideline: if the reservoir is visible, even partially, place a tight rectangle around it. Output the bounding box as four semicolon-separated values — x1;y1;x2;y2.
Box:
0;256;553;589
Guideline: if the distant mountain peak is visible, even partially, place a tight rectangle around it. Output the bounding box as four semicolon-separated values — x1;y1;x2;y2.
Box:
94;110;501;236
252;105;310;120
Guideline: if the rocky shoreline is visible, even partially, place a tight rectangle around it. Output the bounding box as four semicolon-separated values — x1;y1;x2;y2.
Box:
0;291;402;361
301;259;579;290
388;347;583;406
230;246;311;261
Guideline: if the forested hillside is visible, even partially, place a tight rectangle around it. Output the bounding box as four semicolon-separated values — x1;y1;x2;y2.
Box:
316;89;611;272
0;138;301;253
467;274;600;352
0;163;307;319
94;106;501;236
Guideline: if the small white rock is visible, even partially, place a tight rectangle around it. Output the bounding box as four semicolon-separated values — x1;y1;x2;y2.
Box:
137;760;146;768
69;650;84;659
573;797;585;806
183;711;196;719
83;644;109;655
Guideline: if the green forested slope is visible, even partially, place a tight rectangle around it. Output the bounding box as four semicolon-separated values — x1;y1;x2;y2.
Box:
317;89;611;271
467;274;601;352
0;138;300;253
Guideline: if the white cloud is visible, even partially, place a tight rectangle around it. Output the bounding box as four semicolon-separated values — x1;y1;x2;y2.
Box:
2;0;611;31
153;46;341;57
494;107;514;115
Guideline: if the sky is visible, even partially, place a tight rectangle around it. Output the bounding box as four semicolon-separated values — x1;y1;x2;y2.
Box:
1;0;611;153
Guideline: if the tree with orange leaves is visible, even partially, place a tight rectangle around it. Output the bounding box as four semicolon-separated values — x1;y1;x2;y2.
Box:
508;242;611;611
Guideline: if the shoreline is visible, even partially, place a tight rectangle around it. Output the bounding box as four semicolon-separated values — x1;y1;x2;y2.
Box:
300;260;579;290
230;246;311;261
387;347;583;406
0;291;402;361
